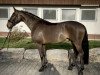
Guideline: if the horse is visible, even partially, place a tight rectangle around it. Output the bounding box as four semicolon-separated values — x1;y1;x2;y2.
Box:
7;7;89;75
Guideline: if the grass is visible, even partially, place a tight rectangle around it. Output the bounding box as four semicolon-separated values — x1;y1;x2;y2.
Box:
0;37;36;49
0;37;100;49
89;40;100;49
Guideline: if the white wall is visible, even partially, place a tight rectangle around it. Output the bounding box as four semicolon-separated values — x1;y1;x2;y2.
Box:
79;8;100;34
0;7;31;33
0;6;100;35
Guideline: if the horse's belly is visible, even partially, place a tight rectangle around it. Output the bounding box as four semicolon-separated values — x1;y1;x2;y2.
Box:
32;29;69;44
44;32;69;43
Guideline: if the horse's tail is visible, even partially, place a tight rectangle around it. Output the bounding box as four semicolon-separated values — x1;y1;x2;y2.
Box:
82;29;89;64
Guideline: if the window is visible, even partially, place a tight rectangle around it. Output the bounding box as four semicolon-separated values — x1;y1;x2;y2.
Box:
43;9;56;20
0;8;9;19
24;8;38;16
62;9;76;20
81;9;96;21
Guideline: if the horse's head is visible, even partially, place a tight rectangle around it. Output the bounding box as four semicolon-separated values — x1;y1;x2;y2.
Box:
7;7;22;29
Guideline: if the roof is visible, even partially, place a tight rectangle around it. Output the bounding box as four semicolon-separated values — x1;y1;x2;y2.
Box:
0;0;100;5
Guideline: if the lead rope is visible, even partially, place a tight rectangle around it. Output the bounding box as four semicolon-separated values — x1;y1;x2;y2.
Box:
0;29;12;50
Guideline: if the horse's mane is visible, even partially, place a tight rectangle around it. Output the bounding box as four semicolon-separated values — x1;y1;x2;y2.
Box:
21;10;55;25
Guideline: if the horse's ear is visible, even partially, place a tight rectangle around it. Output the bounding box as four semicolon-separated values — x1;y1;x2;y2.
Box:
13;7;17;12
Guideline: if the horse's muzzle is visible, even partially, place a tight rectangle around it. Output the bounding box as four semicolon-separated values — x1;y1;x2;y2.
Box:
7;22;13;29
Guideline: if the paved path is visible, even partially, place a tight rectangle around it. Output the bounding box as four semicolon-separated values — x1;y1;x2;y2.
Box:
0;48;100;75
0;59;100;75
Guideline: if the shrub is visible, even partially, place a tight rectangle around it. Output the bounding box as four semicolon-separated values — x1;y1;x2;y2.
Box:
10;27;29;42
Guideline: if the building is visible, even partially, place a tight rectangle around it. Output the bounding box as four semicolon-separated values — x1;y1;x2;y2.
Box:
0;0;100;39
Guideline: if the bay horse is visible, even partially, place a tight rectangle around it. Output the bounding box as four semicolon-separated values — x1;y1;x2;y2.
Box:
7;7;89;75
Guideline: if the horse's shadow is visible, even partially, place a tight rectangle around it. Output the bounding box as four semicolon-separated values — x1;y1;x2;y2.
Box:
40;63;60;75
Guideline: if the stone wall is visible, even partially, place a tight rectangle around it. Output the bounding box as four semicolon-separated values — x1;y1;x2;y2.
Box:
0;48;100;63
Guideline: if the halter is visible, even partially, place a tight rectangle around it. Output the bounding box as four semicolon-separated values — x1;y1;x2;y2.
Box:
8;19;14;24
8;12;20;26
8;19;17;26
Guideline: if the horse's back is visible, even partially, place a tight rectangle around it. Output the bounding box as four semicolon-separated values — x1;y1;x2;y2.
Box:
60;21;85;28
61;21;86;41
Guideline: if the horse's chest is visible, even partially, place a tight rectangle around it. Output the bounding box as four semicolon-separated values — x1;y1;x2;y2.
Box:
32;30;45;43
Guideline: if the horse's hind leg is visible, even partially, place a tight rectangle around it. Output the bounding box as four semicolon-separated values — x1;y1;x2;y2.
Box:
37;44;48;72
68;49;75;70
73;41;84;71
68;42;78;70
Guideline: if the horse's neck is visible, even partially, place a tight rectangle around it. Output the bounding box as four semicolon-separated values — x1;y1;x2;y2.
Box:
22;13;40;31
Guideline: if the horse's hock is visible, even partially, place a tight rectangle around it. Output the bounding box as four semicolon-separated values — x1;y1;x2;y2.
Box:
0;48;100;75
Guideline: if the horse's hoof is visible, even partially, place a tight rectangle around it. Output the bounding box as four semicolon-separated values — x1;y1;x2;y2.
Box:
68;64;75;70
68;66;73;70
39;67;44;72
39;65;47;72
80;66;84;71
78;71;83;75
81;67;84;71
0;52;3;55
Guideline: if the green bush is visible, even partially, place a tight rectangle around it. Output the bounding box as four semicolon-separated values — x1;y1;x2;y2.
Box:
10;27;29;42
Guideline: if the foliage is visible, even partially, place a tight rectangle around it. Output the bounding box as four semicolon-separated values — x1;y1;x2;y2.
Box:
10;27;29;42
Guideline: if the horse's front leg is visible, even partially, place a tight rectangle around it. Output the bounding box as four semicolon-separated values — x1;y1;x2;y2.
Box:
37;44;48;72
